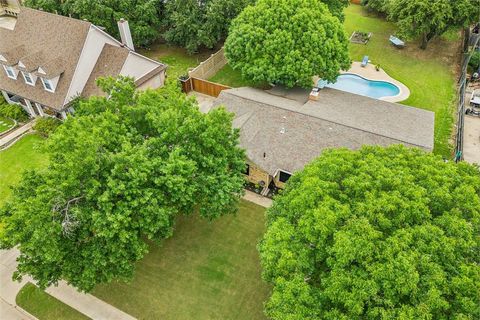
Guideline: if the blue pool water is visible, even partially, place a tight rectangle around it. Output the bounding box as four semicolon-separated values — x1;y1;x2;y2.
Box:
323;73;400;99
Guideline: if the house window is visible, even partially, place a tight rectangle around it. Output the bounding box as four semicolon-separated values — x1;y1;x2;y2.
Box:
278;170;291;183
41;78;54;92
22;71;34;85
243;164;250;176
3;65;16;79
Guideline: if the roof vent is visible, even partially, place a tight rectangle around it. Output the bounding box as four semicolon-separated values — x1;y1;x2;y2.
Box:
117;18;134;51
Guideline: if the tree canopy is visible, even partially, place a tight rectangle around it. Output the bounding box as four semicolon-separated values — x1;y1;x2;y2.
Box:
0;78;246;291
259;145;480;319
224;0;351;88
361;0;478;49
24;0;162;47
163;0;253;53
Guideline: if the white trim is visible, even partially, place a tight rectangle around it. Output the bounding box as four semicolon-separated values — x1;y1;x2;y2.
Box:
21;71;35;86
3;65;17;79
17;61;26;69
277;170;292;183
37;66;46;75
0;54;6;62
90;24;124;47
41;77;54;92
35;102;46;117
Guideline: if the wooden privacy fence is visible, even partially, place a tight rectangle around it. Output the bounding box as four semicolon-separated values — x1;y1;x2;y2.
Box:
191;78;231;97
179;47;231;97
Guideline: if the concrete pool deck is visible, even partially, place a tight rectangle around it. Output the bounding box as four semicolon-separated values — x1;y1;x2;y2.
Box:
341;62;411;103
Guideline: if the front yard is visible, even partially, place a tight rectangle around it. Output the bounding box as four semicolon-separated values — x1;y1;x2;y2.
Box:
92;199;270;319
0;116;14;134
16;283;89;320
0;134;48;205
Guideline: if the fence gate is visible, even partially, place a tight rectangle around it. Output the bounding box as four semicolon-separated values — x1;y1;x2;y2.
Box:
191;78;231;98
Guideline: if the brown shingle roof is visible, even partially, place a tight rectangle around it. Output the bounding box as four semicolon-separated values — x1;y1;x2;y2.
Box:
214;87;435;175
0;7;90;110
17;50;44;72
0;44;27;66
36;57;66;78
81;44;129;98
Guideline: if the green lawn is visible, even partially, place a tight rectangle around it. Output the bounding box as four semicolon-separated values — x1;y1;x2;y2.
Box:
209;64;258;88
93;199;270;320
344;5;458;157
0;134;48;205
16;283;90;320
0;116;14;134
138;43;215;80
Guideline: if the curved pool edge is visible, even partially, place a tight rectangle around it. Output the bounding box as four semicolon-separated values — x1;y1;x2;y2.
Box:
340;62;411;103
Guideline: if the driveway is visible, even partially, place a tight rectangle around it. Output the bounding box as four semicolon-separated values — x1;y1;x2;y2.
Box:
463;114;480;165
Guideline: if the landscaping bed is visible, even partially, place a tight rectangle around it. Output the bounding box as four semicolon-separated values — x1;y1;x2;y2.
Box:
350;31;372;44
0;116;14;134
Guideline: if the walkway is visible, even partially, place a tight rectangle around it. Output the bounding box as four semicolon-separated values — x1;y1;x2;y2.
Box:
243;190;272;208
0;248;136;320
0;249;35;320
0;121;35;149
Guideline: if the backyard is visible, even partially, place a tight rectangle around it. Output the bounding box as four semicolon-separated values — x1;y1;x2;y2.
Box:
209;4;460;157
138;43;216;80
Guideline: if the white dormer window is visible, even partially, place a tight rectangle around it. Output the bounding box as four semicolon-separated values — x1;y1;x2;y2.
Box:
41;78;54;92
3;65;17;79
21;71;35;86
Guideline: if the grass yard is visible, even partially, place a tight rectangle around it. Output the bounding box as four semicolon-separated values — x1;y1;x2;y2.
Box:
93;199;270;320
16;283;90;320
138;43;216;80
0;134;48;205
209;64;258;88
344;5;459;157
0;116;14;134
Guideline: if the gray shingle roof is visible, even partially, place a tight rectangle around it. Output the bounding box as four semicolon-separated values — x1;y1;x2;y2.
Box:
214;87;435;175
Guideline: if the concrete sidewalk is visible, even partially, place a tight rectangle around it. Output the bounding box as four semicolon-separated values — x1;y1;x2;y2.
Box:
243;190;272;208
0;121;35;149
0;248;136;320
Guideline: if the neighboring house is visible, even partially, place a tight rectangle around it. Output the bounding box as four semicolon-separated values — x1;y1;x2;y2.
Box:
213;87;435;193
0;5;166;119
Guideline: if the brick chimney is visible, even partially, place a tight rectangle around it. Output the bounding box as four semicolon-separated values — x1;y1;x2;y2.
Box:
117;18;134;51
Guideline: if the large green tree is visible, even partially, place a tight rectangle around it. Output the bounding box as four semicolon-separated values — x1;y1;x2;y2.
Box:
259;145;480;319
225;0;351;88
321;0;350;21
388;0;478;49
24;0;162;47
163;0;253;53
0;78;246;291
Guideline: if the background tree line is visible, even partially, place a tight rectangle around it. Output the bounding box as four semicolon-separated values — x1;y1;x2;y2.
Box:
361;0;478;49
23;0;254;52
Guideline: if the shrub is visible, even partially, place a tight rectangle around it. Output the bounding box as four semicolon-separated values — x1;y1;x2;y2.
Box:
0;102;29;122
33;117;62;137
469;51;480;72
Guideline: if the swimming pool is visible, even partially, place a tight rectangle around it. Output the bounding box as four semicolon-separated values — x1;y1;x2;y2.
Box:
323;73;400;99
